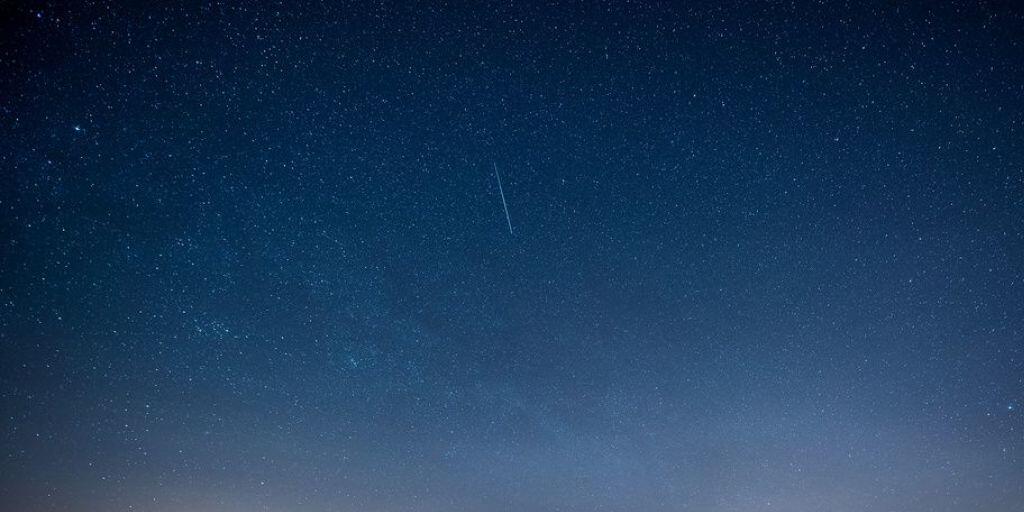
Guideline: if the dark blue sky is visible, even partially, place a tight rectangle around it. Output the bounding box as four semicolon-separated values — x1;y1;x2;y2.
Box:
2;1;1023;511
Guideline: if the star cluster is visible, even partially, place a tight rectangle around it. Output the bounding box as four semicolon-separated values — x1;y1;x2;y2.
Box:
2;1;1023;511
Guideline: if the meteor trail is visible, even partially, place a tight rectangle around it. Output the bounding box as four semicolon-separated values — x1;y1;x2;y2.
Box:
494;162;514;236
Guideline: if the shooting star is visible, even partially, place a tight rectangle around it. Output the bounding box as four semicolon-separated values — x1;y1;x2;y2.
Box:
494;162;514;236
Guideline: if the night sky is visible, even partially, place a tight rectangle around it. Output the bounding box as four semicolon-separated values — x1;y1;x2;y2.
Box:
2;1;1023;511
